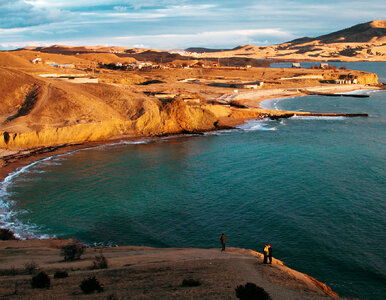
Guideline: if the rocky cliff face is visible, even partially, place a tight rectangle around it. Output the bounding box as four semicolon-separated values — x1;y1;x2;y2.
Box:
0;101;223;149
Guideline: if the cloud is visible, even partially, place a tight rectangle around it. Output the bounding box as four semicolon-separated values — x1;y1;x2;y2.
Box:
107;12;167;19
1;0;385;50
115;29;295;49
0;0;66;28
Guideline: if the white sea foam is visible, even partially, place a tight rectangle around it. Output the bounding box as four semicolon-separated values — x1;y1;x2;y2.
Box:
0;157;56;239
260;96;296;110
341;89;380;95
203;129;236;136
236;118;278;131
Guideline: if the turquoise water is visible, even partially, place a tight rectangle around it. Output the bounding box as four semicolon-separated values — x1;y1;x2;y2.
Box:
1;63;385;299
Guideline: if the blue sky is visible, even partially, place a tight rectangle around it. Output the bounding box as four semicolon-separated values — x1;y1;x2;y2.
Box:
0;0;385;50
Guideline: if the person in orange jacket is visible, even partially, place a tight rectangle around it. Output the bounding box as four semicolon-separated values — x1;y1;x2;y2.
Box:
268;244;273;264
263;244;269;263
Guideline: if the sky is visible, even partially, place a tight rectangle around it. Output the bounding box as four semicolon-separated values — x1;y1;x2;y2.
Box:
0;0;385;50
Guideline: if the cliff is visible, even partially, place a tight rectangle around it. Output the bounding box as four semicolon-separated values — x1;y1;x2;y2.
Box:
0;239;339;299
0;65;282;150
0;57;380;150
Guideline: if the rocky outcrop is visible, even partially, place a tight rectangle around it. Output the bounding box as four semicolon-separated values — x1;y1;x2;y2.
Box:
0;97;232;149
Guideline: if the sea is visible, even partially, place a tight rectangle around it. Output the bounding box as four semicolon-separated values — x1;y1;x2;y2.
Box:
1;62;385;299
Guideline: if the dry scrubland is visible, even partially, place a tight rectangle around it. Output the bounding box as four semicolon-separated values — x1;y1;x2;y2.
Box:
0;239;338;299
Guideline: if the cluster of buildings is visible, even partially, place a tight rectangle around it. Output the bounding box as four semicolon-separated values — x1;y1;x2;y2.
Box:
31;58;74;68
322;74;359;85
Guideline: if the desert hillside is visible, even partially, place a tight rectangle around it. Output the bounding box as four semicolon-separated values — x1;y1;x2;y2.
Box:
0;45;379;152
193;20;386;61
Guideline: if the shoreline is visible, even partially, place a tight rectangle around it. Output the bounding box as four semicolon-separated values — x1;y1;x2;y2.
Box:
232;84;381;109
0;84;381;299
0;84;380;184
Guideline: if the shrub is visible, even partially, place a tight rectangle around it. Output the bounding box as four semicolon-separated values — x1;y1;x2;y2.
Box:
107;293;118;300
54;270;68;279
235;282;271;300
0;266;17;276
91;253;108;269
31;271;50;289
181;279;201;287
0;228;17;240
79;276;104;294
24;261;39;274
61;243;85;261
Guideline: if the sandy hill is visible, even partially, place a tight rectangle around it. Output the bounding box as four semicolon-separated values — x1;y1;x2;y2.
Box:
0;50;137;74
76;53;136;64
290;20;386;44
193;20;386;61
0;65;250;149
23;45;156;55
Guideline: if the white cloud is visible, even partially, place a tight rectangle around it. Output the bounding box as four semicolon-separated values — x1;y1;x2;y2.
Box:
115;29;295;48
0;0;67;28
107;12;167;19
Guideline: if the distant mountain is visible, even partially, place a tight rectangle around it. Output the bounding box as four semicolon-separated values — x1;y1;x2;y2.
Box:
185;47;233;53
17;21;386;62
289;20;386;44
192;21;386;61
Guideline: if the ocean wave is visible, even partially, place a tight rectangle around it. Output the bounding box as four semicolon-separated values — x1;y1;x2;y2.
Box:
260;96;296;110
236;118;278;131
341;89;381;95
203;129;236;136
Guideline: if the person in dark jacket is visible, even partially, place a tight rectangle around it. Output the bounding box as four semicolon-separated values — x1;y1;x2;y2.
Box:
268;244;273;264
220;233;226;251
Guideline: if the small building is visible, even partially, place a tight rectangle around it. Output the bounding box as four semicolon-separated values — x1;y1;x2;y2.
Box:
31;58;42;64
243;84;259;89
60;64;74;69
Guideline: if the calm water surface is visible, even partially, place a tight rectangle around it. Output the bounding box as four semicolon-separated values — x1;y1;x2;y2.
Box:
1;62;385;299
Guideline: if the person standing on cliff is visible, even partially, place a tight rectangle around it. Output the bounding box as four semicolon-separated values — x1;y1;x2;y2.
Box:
220;233;226;251
263;244;269;263
268;244;273;264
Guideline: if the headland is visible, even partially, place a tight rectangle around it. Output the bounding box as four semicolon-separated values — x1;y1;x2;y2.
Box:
0;239;338;299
